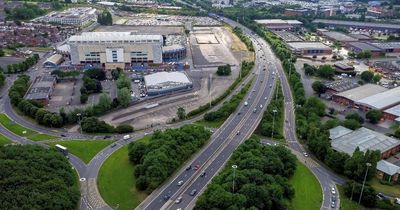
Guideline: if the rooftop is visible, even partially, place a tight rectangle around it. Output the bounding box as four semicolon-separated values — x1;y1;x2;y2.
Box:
273;31;303;42
325;80;359;92
377;160;400;176
383;103;400;117
44;54;64;66
347;42;383;52
255;19;302;25
68;32;163;43
371;42;400;50
330;126;400;156
335;84;387;102
313;19;400;30
287;42;331;50
356;86;400;110
321;31;358;42
162;45;185;52
329;125;352;140
144;72;191;88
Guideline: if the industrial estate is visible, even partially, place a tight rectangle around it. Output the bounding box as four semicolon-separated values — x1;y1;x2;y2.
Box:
1;0;400;210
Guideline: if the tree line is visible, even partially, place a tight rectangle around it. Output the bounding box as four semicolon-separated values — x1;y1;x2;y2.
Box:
0;145;79;210
128;124;211;192
232;26;254;52
203;79;252;122
5;54;39;74
258;81;284;140
5;4;45;21
97;10;113;26
187;61;254;117
195;136;297;209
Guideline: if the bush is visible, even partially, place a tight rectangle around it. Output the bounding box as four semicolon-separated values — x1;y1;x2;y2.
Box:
80;94;88;104
80;117;114;133
115;124;134;133
216;64;231;76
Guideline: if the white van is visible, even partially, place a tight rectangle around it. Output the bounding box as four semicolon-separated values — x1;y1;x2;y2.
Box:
123;135;130;140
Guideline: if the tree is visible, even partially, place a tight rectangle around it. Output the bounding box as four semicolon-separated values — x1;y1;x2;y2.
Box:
343;181;377;207
0;71;5;87
344;148;380;181
303;63;317;76
115;124;134;133
177;107;186;120
366;109;383;124
343;119;361;130
0;48;4;57
116;73;131;90
128;141;147;164
98;93;112;112
97;10;113;25
346;112;364;124
372;74;381;83
80;94;88;104
317;65;335;80
216;64;232;76
361;71;374;82
117;87;131;107
357;50;372;59
312;81;327;95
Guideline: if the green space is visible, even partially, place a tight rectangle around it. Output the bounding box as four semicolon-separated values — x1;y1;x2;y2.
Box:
369;177;400;197
195;119;224;128
47;140;113;164
290;161;323;210
0;133;11;146
337;185;368;210
0;113;58;141
98;146;147;210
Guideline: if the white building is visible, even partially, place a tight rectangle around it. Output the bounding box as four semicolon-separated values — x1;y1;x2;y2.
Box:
144;72;192;96
37;7;97;26
68;32;163;69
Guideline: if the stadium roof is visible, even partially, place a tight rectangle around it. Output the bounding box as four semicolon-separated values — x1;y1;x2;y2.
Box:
321;31;358;42
334;84;387;102
356;86;400;110
162;45;185;52
145;72;191;88
68;32;163;43
313;19;400;30
330;126;400;156
287;42;331;50
377;160;400;176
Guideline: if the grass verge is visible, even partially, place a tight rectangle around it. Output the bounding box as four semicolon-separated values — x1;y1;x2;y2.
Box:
369;177;400;197
290;161;323;210
47;140;113;163
0;134;11;146
195;119;224;128
337;185;369;210
97;145;147;210
0;113;58;141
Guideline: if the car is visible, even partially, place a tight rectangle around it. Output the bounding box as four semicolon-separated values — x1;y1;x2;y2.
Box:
260;104;263;108
244;101;248;106
61;134;67;137
163;194;171;201
264;97;267;100
252;89;256;92
236;131;240;135
331;188;336;195
331;196;336;202
331;201;336;208
185;165;192;171
111;143;117;148
238;112;241;115
190;189;197;196
200;171;206;177
177;180;184;186
103;135;111;139
303;152;308;157
175;196;182;204
194;165;200;171
253;108;257;113
269;85;272;88
260;80;263;83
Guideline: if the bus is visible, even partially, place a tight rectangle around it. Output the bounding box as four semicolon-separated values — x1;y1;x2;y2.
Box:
55;144;68;156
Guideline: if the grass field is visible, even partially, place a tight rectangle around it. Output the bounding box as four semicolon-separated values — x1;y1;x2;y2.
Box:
47;140;113;163
290;161;323;210
0;114;58;141
98;146;148;210
0;134;11;146
369;177;400;197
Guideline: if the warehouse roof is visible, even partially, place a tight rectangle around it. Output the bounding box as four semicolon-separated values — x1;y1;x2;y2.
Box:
145;72;191;88
313;19;400;30
330;126;400;156
68;32;163;43
347;42;382;52
44;54;64;66
348;33;372;40
287;42;331;50
371;42;400;50
274;31;303;42
356;86;400;110
335;84;387;102
325;80;359;92
383;103;400;117
329;126;352;140
255;19;302;25
321;31;358;42
377;160;400;176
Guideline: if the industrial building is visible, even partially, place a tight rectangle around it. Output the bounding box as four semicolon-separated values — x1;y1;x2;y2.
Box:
287;42;332;56
376;160;400;183
255;19;303;31
333;63;355;73
325;80;359;95
273;31;303;42
68;32;163;69
313;19;400;33
24;75;56;105
144;72;192;96
383;104;400;122
329;126;400;159
356;86;400;111
371;42;400;53
346;42;383;57
320;31;358;44
35;7;97;26
331;84;387;107
43;54;64;68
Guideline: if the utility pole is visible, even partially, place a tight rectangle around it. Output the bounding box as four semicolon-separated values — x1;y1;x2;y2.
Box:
358;162;372;204
76;113;82;134
271;109;277;140
232;165;238;193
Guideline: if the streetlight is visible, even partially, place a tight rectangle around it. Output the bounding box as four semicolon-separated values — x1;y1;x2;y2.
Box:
271;109;278;140
232;165;238;193
358;162;372;204
76;113;82;134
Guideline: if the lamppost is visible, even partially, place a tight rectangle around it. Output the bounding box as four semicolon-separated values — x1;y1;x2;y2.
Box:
76;113;82;134
271;109;278;140
232;165;238;193
358;162;372;204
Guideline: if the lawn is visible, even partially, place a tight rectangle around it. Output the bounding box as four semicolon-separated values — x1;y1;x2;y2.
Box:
97;146;148;210
290;161;323;210
47;140;113;164
195;119;224;128
337;185;369;210
369;177;400;197
0;114;58;141
0;134;11;146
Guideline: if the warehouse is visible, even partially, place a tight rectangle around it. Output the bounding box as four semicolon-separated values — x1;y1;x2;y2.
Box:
43;54;64;68
329;126;400;159
346;42;383;57
313;19;400;33
383;104;400;122
376;160;400;183
144;71;192;96
325;79;359;95
356;86;400;111
320;31;358;44
287;42;332;56
273;31;303;42
371;42;400;53
24;75;56;106
68;32;163;69
332;84;387;107
255;19;303;31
